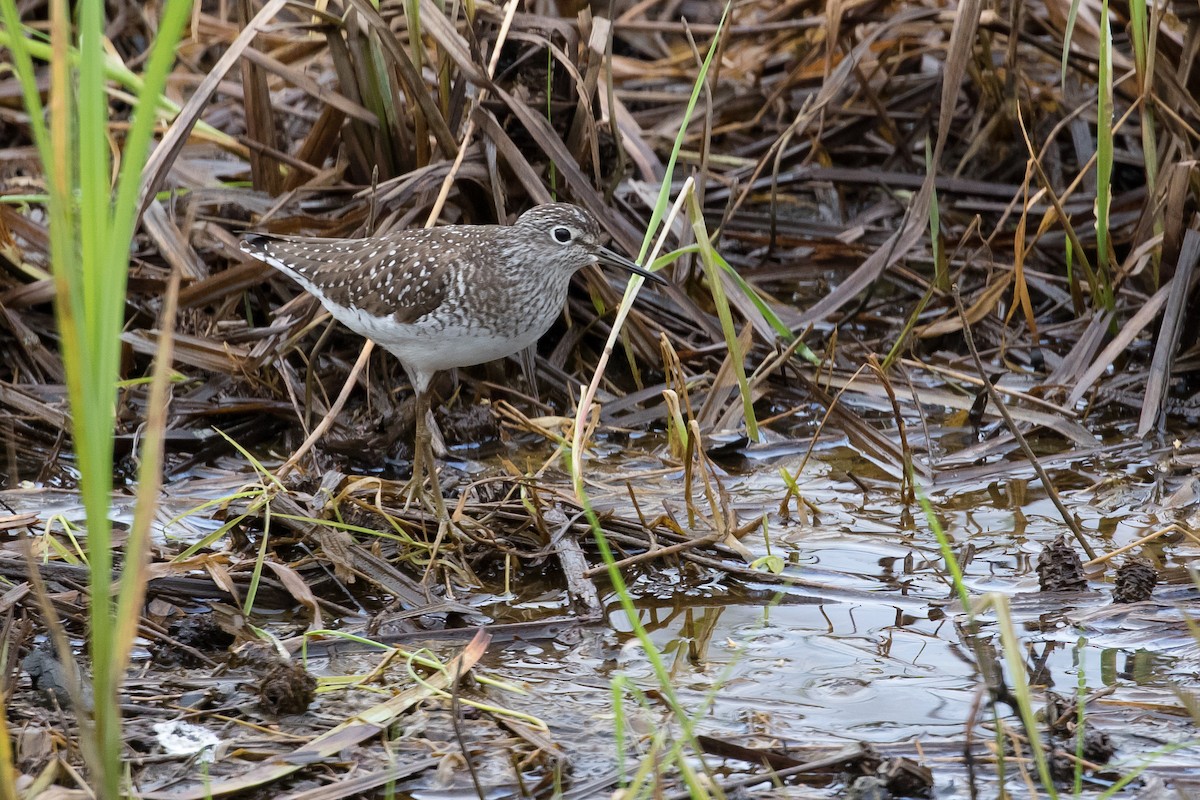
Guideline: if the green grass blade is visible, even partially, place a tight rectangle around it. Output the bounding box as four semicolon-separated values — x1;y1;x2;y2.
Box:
915;480;971;610
0;0;194;794
927;138;948;292
637;2;730;260
108;0;194;273
0;22;232;146
76;1;120;793
0;7;53;163
689;192;758;440
991;593;1059;797
1128;0;1159;287
1060;0;1083;88
1094;0;1114;310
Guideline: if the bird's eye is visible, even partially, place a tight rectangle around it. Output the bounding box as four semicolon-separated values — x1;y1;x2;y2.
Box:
552;226;573;244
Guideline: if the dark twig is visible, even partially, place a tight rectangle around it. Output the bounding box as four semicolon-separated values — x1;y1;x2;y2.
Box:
952;285;1096;559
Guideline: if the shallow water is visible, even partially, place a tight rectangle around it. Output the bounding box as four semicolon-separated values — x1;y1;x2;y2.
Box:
463;428;1200;796
4;421;1198;798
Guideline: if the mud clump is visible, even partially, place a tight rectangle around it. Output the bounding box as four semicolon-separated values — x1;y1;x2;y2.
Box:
1036;534;1087;592
257;661;317;716
440;403;501;448
1112;558;1157;603
153;612;236;667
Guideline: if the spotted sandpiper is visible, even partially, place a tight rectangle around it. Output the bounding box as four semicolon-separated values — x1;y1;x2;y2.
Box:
240;203;663;519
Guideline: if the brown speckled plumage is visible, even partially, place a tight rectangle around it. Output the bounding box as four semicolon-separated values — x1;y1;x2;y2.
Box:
240;203;660;395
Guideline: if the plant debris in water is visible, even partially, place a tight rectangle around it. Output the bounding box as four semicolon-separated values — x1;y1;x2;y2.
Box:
0;0;1199;797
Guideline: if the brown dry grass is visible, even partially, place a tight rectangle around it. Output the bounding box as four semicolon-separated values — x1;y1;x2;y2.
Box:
0;0;1198;794
0;0;1194;484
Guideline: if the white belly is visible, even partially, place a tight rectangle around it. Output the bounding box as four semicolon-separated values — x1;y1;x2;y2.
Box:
330;303;550;376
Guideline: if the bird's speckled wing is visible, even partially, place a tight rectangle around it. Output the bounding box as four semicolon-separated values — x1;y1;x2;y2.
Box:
240;230;457;325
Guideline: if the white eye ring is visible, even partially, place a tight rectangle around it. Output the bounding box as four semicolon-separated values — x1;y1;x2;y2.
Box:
552;226;573;244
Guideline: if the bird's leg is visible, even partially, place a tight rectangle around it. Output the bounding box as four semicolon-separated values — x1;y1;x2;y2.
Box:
404;389;432;511
409;389;453;527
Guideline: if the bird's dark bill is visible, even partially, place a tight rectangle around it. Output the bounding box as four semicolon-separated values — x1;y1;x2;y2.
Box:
596;246;666;285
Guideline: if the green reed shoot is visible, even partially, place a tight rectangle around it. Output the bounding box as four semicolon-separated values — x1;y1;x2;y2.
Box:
0;0;191;796
566;4;732;795
1094;0;1115;310
1074;636;1088;795
988;592;1059;797
1127;0;1159;286
688;191;758;440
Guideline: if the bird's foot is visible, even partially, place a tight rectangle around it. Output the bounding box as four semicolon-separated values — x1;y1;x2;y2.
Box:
401;473;445;516
401;473;425;512
403;461;458;530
